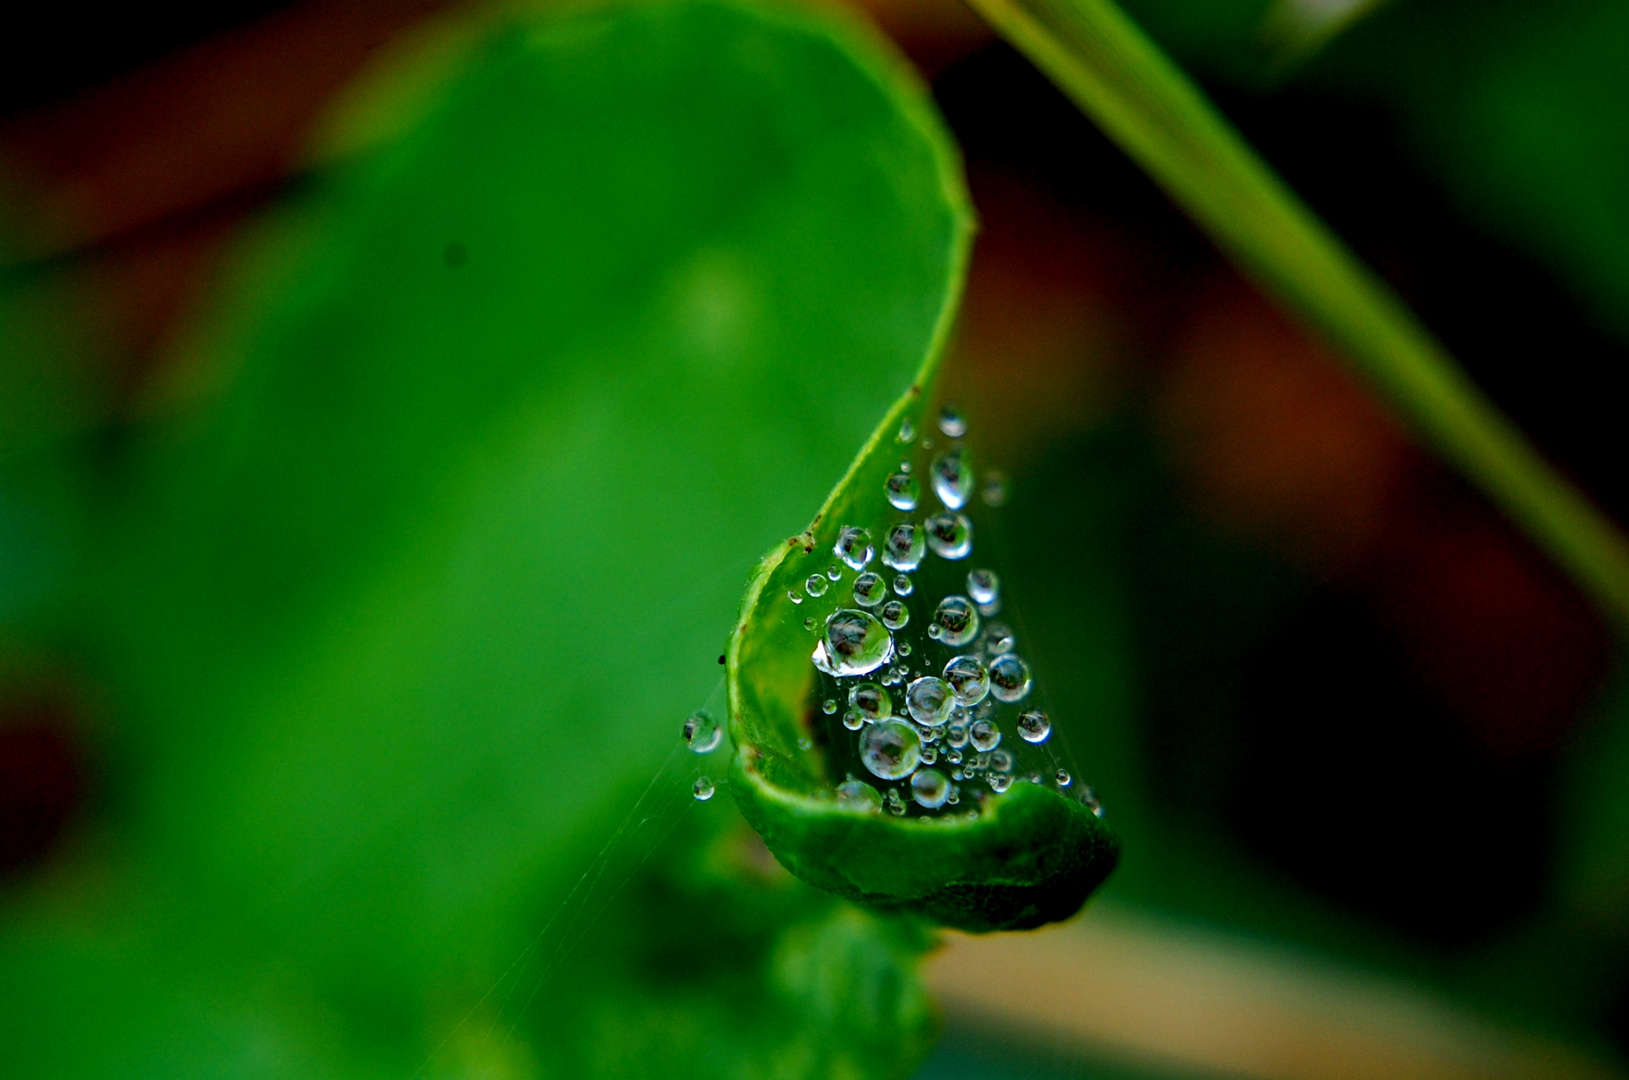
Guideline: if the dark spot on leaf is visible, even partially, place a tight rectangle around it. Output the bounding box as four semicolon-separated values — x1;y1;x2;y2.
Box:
1;697;86;876
718;655;726;665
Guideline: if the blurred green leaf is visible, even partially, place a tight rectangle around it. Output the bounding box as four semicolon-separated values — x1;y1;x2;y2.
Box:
2;0;969;1075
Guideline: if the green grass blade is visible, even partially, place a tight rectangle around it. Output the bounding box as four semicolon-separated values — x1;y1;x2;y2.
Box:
964;0;1629;633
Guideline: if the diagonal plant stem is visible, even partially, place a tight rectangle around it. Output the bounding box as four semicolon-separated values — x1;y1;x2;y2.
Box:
964;0;1629;633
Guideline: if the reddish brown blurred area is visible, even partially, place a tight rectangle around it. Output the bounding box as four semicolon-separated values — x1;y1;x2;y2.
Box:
0;697;85;874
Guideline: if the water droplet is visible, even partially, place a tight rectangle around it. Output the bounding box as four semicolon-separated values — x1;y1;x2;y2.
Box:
930;450;973;510
885;788;906;815
805;574;828;598
798;737;812;750
1082;786;1103;816
893;574;913;597
966;568;1000;607
898;642;912;657
859;719;922;780
834;526;873;571
788;590;802;604
804;616;815;631
921;745;939;766
880;600;909;630
693;776;716;801
812;609;894;677
897;417;916;443
938;404;967;438
943;655;990;705
990;749;1014;773
981;471;1008;507
905;676;955;726
837;778;882;813
885;472;920;511
820;700;836;715
881;522;926;572
969;718;1001;752
988;772;1013;793
1055;769;1072;788
946;724;969;749
826;564;842;581
900;461;912;473
683;713;721;753
952;768;964;780
931;596;980;647
983;622;1015;655
919;722;940;743
912;767;951;808
947;749;964;766
925;512;973;560
946;788;960;805
1017;710;1051;743
848;682;892;722
853;572;886;608
843;708;865;731
988;653;1032;703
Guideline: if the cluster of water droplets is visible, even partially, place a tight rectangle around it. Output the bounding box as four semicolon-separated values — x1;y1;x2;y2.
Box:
789;403;1103;821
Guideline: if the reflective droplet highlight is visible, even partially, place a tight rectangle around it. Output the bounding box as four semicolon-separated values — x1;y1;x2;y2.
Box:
805;574;828;598
1055;769;1072;788
822;699;837;715
988;772;1013;793
885;472;920;511
853;572;886;608
881;522;926;572
1017;710;1051;743
931;596;980;647
966;568;999;607
860;720;922;781
984;622;1015;655
834;526;873;571
893;574;913;597
897;417;916;443
925;512;972;560
837;778;882;813
880;600;909;630
683;713;721;753
930;450;973;510
812;608;894;677
693;776;716;801
912;767;951;808
988;653;1031;702
943;655;990;705
938;404;967;438
906;676;955;727
969;718;1001;752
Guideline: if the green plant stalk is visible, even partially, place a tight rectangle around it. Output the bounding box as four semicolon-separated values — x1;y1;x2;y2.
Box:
964;0;1629;633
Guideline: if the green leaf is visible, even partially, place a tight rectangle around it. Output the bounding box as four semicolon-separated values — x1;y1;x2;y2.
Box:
726;390;1119;933
960;0;1629;634
4;1;969;1075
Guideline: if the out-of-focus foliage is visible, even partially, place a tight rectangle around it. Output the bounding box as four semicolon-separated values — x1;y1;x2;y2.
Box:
0;1;967;1076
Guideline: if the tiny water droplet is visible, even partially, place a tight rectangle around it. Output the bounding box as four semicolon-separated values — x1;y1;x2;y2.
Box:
946;788;960;805
921;436;934;450
988;772;1013;793
969;718;1001;752
822;699;837;715
788;590;802;604
892;574;913;597
897;417;916;443
925;512;973;560
805;574;828;598
898;642;912;656
848;682;892;722
834;526;873;571
885;788;906;815
983;622;1015;655
859;719;922;780
947;724;969;750
931;596;980;647
1082;786;1103;816
905;676;955;727
885;472;920;511
798;737;812;750
921;745;939;766
938;404;967;438
1017;710;1051;743
966;568;1000;607
812;609;895;677
826;564;842;581
880;600;909;630
919;722;940;743
804;616;815;630
683;713;721;753
853;572;886;608
843;708;864;730
988;653;1032;703
943;655;990;706
951;768;964;781
992;750;1015;775
930;450;973;510
981;471;1008;507
881;522;926;572
1055;768;1072;788
693;777;715;801
1028;772;1043;785
912;767;951;808
837;777;882;813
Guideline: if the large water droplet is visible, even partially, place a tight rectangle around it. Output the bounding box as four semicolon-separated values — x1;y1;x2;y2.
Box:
834;526;873;571
880;600;909;630
912;767;951;808
849;682;892;722
969;718;1001;752
683;713;721;753
853;572;886;608
966;569;1000;608
860;719;922;781
931;596;980;647
938;404;967;439
885;472;920;511
925;512;973;560
812;609;894;677
943;655;990;705
906;676;955;726
693;777;716;801
1017;709;1051;743
881;522;926;572
837;777;882;813
805;574;828;598
988;653;1032;702
930;450;973;510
